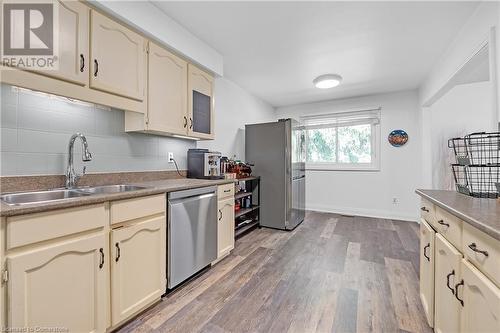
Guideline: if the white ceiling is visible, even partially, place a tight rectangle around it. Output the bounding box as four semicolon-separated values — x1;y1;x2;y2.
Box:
152;1;479;108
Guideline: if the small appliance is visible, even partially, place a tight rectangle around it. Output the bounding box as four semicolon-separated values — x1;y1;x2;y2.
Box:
187;148;224;179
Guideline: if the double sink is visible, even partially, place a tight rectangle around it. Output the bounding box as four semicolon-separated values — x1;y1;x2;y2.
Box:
1;185;148;206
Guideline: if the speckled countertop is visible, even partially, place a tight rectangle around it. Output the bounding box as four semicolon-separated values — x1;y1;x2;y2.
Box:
0;178;235;217
416;189;500;241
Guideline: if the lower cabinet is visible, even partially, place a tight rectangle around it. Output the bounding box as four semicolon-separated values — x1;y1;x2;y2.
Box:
419;218;435;327
7;233;108;332
460;259;500;333
217;197;235;259
434;234;461;333
110;216;166;326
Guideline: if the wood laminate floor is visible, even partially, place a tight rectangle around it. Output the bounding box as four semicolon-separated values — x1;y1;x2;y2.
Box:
118;211;432;333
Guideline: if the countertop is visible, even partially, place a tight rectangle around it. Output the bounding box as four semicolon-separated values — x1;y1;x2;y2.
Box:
416;189;500;241
0;178;235;217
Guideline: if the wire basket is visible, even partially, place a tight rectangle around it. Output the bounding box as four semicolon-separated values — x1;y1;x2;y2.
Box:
448;132;500;166
452;164;500;199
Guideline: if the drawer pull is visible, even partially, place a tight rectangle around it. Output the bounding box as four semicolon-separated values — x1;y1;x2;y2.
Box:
423;243;430;261
454;279;464;306
99;248;104;269
468;243;489;257
115;242;121;262
224;189;231;193
420;207;429;213
446;270;455;294
437;219;450;227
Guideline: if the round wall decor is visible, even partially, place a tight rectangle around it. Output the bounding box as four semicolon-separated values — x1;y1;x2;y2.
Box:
388;129;408;147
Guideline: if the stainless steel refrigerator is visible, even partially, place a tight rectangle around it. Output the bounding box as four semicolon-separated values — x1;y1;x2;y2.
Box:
245;119;306;230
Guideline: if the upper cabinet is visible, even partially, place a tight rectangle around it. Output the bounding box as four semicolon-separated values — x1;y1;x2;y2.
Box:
38;0;89;85
188;64;215;139
147;42;188;135
90;11;147;101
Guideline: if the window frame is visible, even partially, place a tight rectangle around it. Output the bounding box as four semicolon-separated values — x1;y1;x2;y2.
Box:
303;110;381;172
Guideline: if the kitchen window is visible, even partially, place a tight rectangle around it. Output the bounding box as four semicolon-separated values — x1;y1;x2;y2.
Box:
301;109;381;171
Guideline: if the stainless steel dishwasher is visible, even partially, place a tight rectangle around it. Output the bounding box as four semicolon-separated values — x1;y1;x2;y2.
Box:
167;186;217;289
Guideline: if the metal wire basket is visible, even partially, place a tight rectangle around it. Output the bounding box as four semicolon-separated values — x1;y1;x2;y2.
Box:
448;132;500;166
452;164;500;199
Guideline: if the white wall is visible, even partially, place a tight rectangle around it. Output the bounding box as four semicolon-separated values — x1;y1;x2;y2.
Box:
91;0;223;76
426;81;494;190
276;90;421;222
197;77;276;160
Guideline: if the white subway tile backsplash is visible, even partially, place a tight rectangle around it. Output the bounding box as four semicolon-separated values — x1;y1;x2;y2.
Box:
1;84;195;176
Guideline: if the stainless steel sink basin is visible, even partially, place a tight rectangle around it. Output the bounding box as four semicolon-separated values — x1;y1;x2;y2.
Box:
75;184;148;195
0;189;90;206
1;184;149;206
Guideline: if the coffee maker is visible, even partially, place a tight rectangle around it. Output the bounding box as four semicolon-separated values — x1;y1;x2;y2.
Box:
187;149;224;179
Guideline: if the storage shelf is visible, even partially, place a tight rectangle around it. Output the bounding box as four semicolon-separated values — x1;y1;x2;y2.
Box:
235;220;259;237
235;191;252;200
235;205;259;218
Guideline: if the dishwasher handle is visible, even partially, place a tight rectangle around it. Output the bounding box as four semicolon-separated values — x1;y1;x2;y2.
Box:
169;186;217;201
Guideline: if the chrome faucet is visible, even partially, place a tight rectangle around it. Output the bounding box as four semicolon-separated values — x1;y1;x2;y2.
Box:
65;133;92;188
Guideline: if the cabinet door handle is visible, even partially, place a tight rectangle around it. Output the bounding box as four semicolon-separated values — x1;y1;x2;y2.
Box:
80;54;85;72
468;243;489;257
115;242;121;262
219;209;222;221
99;248;104;269
446;270;455;294
420;207;429;213
183;116;188;128
94;59;99;77
437;219;450;227
189;117;193;129
423;243;430;261
224;189;231;193
454;279;464;306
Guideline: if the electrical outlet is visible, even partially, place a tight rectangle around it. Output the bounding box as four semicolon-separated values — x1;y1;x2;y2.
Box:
168;152;174;163
392;197;399;204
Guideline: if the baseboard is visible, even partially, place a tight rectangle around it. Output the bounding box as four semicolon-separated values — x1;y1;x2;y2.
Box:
307;204;419;223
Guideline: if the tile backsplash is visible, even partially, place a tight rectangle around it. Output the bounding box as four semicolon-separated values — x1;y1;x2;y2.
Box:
0;84;195;176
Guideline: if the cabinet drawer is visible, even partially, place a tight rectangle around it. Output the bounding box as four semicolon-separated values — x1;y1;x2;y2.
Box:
218;183;235;199
420;198;437;227
6;204;106;250
462;223;500;288
110;194;165;224
435;206;462;249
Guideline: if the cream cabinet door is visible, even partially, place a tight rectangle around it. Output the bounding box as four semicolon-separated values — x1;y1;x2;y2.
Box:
188;64;215;139
37;0;89;85
217;197;235;259
7;233;107;332
460;259;500;333
420;219;435;327
148;42;188;135
434;234;462;333
110;216;166;325
90;11;146;101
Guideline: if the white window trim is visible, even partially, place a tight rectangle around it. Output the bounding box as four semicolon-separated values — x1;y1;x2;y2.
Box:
303;109;381;172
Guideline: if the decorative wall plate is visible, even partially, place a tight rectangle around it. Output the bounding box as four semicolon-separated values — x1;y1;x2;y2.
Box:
388;129;408;147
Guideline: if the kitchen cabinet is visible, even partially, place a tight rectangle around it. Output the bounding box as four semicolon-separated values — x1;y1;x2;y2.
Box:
147;42;188;135
460;259;500;333
419;218;435;327
110;216;166;326
217;197;235;260
90;10;147;101
7;233;108;332
188;64;215;139
38;0;89;85
434;234;462;333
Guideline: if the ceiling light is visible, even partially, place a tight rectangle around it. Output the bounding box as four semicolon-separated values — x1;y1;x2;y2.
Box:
313;74;342;89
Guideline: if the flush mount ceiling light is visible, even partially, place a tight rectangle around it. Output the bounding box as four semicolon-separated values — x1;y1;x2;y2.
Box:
313;74;343;89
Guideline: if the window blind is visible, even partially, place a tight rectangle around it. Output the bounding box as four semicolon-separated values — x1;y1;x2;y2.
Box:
301;108;381;130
